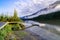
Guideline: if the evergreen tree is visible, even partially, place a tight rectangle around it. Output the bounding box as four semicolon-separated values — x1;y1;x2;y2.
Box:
0;9;23;22
11;9;23;22
13;9;18;18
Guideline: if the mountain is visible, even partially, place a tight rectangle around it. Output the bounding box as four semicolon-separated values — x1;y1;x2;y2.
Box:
21;0;60;19
30;11;60;21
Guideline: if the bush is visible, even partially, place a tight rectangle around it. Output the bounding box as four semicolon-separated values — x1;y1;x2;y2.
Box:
11;24;24;31
0;24;13;40
0;36;4;40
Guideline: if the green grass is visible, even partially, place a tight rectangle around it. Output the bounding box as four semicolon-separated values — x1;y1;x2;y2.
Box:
0;36;4;40
0;24;13;40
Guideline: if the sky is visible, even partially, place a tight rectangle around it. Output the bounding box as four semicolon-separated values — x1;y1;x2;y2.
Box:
0;0;17;16
0;0;59;17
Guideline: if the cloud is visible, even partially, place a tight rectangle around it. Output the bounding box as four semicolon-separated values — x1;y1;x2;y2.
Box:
0;0;58;17
14;0;58;17
55;4;60;9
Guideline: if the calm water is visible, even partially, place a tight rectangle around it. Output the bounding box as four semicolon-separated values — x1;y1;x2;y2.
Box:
24;20;60;40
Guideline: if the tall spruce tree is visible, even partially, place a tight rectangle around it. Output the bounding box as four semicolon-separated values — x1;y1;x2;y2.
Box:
11;9;23;22
13;9;18;18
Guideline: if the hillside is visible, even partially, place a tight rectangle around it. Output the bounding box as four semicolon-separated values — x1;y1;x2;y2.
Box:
30;11;60;21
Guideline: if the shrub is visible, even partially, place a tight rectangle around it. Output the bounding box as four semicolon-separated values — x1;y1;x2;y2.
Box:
0;24;13;40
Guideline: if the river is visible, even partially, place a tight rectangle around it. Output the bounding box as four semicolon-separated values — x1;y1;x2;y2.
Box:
24;20;60;40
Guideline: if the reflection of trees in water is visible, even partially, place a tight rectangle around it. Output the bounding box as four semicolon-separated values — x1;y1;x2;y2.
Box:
25;20;60;35
25;24;40;29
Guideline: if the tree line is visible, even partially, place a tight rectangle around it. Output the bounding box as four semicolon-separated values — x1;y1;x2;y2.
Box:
0;10;23;22
31;11;60;21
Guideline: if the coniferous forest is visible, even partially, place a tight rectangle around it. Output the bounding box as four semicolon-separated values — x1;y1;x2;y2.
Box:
0;9;22;22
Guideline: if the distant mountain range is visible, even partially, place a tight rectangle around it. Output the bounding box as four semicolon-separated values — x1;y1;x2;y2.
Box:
21;0;60;19
30;11;60;21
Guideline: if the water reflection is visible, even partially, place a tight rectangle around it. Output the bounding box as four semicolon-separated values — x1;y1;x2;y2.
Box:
24;20;60;40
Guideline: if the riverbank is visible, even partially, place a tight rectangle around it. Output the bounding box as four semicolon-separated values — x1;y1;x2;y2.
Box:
13;30;43;40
